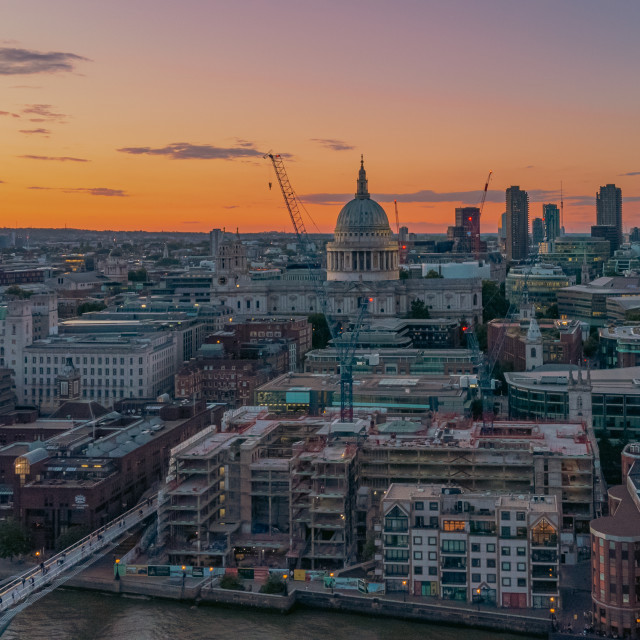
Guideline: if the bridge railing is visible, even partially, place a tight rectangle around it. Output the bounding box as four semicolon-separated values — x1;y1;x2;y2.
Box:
0;495;157;600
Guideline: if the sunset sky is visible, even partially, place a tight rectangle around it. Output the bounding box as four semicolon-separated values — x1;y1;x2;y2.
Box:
2;0;640;234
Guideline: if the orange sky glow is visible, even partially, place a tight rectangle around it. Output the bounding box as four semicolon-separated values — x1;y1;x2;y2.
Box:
2;0;640;235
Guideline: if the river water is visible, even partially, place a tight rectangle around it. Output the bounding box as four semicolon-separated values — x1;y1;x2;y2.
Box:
4;589;539;640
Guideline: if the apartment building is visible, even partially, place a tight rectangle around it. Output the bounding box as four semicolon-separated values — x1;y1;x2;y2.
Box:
378;484;560;610
361;418;596;560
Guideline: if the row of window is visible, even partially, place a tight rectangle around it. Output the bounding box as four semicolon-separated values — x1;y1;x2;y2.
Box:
29;355;144;365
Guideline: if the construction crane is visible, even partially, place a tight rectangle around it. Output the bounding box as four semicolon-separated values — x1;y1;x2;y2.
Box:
265;153;368;422
394;200;407;265
475;171;493;258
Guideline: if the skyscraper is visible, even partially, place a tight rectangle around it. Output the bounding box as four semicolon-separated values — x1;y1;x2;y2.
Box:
596;184;622;244
542;203;561;243
532;217;544;246
506;186;529;262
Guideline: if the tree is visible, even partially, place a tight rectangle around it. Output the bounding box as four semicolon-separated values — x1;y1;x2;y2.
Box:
260;574;286;594
424;269;443;278
481;280;509;324
77;302;107;315
0;519;31;560
55;525;91;552
5;285;33;299
399;269;410;280
362;538;376;561
470;398;483;420
475;324;488;352
584;333;600;358
309;313;331;349
128;268;147;282
598;435;627;486
544;303;559;319
407;299;430;319
219;574;244;591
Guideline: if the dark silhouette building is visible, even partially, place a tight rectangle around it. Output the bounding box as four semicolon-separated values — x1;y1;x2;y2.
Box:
596;184;622;245
506;186;529;262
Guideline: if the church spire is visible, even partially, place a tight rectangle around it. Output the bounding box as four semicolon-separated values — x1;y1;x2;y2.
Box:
355;154;370;200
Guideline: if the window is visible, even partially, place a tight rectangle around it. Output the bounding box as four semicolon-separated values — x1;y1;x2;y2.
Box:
486;544;495;553
413;536;422;545
442;540;466;553
414;566;422;575
501;511;511;521
471;573;481;583
471;558;481;568
429;502;438;511
428;537;436;546
516;547;526;556
428;567;437;576
531;518;557;546
501;562;511;571
487;574;496;583
428;552;437;560
471;543;480;553
443;520;465;532
414;501;424;511
487;559;496;568
517;578;526;587
501;526;511;538
517;563;526;572
501;577;511;587
501;547;511;556
516;512;525;521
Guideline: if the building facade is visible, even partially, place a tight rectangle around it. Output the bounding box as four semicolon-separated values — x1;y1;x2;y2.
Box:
378;484;560;609
596;184;622;245
506;186;529;262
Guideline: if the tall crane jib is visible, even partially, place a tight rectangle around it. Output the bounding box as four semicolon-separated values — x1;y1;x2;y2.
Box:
265;153;369;422
475;171;493;258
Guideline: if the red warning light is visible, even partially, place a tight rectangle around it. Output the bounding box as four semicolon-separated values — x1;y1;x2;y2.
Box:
462;326;468;332
368;297;374;302
402;245;406;249
468;217;472;221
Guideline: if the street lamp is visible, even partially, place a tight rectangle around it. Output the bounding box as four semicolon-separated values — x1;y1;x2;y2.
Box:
402;580;408;602
114;558;120;581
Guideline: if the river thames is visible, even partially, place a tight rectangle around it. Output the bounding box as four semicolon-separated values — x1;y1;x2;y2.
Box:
4;589;540;639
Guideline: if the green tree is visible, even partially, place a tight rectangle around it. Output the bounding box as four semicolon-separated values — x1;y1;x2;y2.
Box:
260;574;286;594
470;398;484;420
5;285;33;299
0;519;31;560
424;269;443;278
128;268;147;282
219;574;244;591
598;435;627;486
544;303;559;319
399;269;409;280
407;299;430;319
309;313;331;349
481;280;509;324
55;525;91;552
584;333;600;358
77;302;107;315
475;323;488;352
362;538;376;561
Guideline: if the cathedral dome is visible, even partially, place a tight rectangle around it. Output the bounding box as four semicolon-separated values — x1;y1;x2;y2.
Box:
334;157;391;234
335;198;391;233
326;157;399;282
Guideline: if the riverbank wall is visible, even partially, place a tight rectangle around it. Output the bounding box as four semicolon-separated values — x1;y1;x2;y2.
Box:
64;574;551;637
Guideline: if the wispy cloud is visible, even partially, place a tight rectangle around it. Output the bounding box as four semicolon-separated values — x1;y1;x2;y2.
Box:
28;186;128;197
19;155;88;162
117;141;263;160
22;104;68;123
311;138;355;152
19;128;50;135
223;205;238;209
0;47;89;75
619;171;640;177
302;188;573;206
0;110;20;118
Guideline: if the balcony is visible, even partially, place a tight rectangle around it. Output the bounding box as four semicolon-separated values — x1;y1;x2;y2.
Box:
531;535;558;548
531;581;558;594
532;566;557;579
531;550;558;563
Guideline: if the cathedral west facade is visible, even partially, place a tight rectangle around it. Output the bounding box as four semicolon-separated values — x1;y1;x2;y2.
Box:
208;160;482;324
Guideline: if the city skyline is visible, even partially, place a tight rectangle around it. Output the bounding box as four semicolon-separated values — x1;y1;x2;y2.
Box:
2;0;640;234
